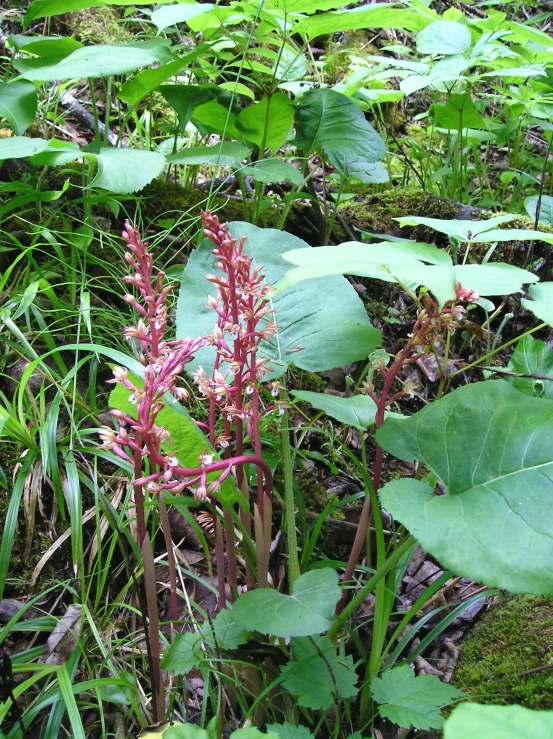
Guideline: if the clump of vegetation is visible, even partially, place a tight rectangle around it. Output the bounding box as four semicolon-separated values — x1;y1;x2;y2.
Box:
4;0;553;736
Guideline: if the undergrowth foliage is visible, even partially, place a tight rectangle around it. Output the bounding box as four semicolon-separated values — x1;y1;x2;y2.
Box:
4;1;553;737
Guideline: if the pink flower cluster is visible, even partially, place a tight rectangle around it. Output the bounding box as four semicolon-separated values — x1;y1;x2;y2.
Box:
99;216;273;505
192;211;281;451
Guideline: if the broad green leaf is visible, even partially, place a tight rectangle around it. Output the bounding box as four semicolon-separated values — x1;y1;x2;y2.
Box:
431;93;484;130
292;390;378;429
0;136;48;160
159;631;202;675
393;214;517;241
390;262;538;306
0;81;37;135
444;703;553;738
236;93;295;150
88;148;165;193
9;34;82;56
164;723;208;739
295;88;385;181
416;20;471;56
524;194;553;225
344;160;389;184
24;0;101;26
15;40;173;81
371;664;463;730
295;5;433;41
30;139;81;166
151;3;215;33
109;380;244;507
280;635;359;710
522;283;553;326
166;142;249;168
160;84;235;131
192;101;241;139
266;723;314;739
377;380;553;594
176;223;382;378
232;568;341;637
201;606;247;651
274;49;307;82
97;673;136;704
243;159;303;185
218;81;255;100
118;48;209;108
505;335;553;399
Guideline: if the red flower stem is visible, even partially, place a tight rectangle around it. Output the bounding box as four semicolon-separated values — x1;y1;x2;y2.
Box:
133;431;146;546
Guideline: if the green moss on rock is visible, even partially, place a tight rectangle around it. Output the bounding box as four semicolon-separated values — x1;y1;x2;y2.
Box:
453;596;553;710
68;7;133;45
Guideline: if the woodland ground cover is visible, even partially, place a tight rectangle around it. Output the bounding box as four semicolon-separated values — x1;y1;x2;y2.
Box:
2;0;553;737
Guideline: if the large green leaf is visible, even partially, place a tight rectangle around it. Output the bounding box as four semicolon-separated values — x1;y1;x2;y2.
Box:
277;239;536;305
10;34;82;56
295;5;433;40
416;20;472;56
522;283;553;326
176;223;382;378
15;40;173;81
166;142;249;168
160;83;235;130
294;88;386;182
118;48;209;108
0;136;48;159
431;93;485;130
236;93;295;150
151;2;215;32
444;703;553;738
201;606;247;651
232;569;341;637
109;380;244;507
505;335;553;399
292;390;379;430
242;159;304;186
280;635;359;710
525;194;553;225
0;81;37;135
394;214;553;244
87;148;165;193
371;664;463;731
377;380;553;595
160;632;202;675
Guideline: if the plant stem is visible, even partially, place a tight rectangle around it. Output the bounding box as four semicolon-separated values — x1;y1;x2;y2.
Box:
328;536;416;641
281;405;300;590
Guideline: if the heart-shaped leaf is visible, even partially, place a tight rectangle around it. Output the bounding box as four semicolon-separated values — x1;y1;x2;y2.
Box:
416;20;471;56
87;148;165;193
0;81;37;135
176;223;381;378
294;88;386;182
0;136;48;160
522;283;553;326
292;390;379;429
505;335;553;399
232;568;341;637
377;380;553;595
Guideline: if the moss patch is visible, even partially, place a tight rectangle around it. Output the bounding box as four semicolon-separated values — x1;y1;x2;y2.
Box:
453;596;553;710
68;7;133;45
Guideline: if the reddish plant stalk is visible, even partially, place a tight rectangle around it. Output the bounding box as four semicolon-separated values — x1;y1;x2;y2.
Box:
338;287;479;603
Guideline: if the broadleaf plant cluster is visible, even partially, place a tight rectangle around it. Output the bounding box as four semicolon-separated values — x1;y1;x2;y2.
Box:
2;0;553;737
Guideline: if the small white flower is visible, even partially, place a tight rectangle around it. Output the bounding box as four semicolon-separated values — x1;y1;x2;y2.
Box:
129;394;138;405
199;453;214;466
245;385;254;395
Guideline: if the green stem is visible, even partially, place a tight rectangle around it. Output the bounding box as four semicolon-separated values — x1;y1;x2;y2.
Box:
449;322;547;378
87;79;101;143
281;405;300;590
328;536;416;641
